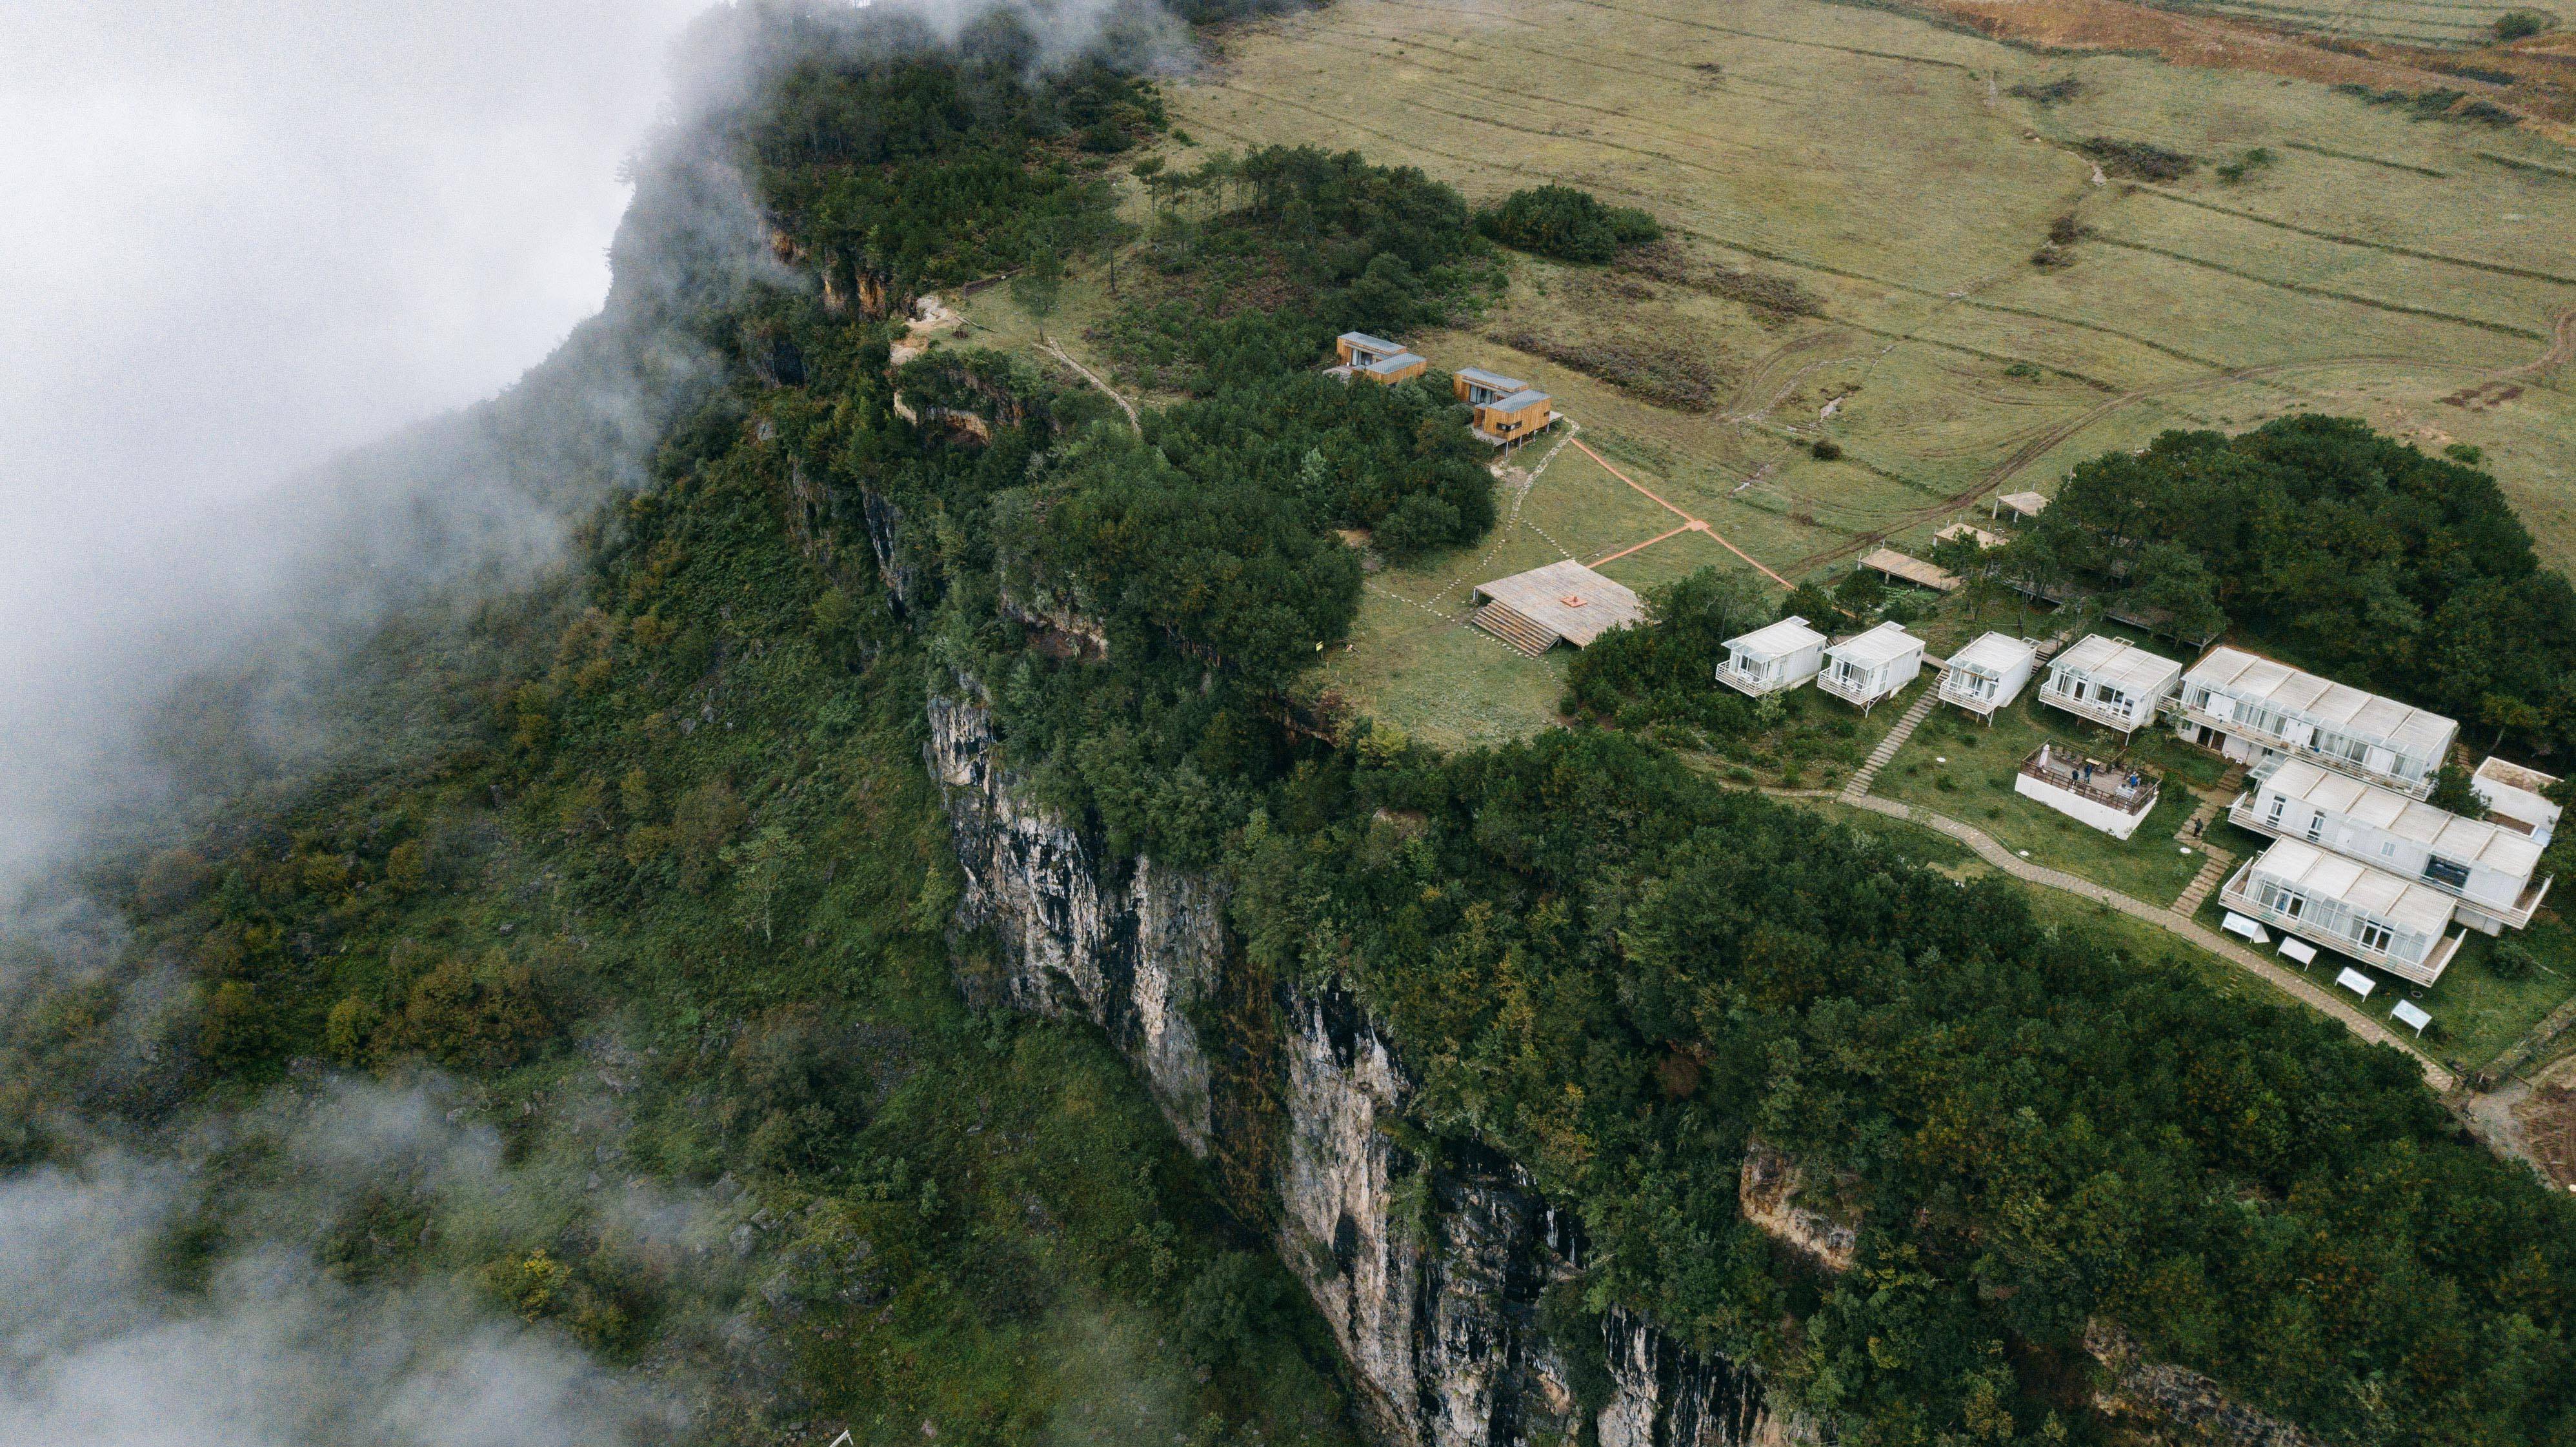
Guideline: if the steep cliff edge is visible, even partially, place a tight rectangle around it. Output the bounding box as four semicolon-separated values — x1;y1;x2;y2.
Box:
927;686;1806;1447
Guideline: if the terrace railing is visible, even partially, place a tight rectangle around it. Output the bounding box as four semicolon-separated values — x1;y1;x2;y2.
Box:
2019;747;2157;817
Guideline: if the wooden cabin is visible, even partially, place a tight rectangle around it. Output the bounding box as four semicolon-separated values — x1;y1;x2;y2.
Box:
1453;367;1528;407
2230;758;2550;935
1334;331;1428;384
1471;389;1557;445
2176;647;2457;799
1718;616;1827;697
2037;634;2182;734
1938;632;2037;721
1816;622;1926;713
2221;838;2464;986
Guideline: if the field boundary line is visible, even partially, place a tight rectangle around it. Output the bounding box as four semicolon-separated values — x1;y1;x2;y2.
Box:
1569;437;1795;587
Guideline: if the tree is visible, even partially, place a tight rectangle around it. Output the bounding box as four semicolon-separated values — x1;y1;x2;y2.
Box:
2427;760;2484;816
722;824;805;943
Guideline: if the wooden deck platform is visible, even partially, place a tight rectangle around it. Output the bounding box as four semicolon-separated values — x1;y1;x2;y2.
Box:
1469;560;1646;651
1860;547;1960;593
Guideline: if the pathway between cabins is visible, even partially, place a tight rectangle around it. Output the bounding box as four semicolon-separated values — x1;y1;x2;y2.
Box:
1791;654;2455;1091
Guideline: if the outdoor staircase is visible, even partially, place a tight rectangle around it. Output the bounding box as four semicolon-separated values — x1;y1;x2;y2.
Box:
1470;600;1558;658
2167;762;2248;915
1844;685;1943;800
2171;853;2232;916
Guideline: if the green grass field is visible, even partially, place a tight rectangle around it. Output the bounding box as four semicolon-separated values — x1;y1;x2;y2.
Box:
1171;0;2576;607
1876;689;2217;904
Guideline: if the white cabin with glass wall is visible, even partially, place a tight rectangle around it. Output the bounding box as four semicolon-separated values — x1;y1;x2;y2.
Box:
1817;622;1925;713
2175;647;2456;799
2229;759;2550;934
1718;616;1827;698
2473;757;2562;846
2037;635;2182;734
2220;838;2462;986
1938;632;2038;721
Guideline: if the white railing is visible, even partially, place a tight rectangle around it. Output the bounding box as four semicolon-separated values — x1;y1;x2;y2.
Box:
2228;796;2551;930
1816;669;1880;706
2219;866;2462;986
2038;682;2146;733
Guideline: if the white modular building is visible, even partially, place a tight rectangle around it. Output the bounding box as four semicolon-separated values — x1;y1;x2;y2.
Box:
1816;622;1926;713
2473;756;2562;846
1718;616;1828;698
2175;647;2457;798
2220;838;2464;986
2036;634;2183;735
1937;632;2038;721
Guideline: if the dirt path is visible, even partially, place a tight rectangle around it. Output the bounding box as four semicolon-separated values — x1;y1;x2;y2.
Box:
1041;334;1140;434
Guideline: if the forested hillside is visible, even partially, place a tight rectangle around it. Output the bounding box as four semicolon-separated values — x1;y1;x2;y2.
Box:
10;6;2576;1447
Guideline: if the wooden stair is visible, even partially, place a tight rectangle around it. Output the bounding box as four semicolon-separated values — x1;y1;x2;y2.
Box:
2171;853;2232;916
1843;686;1942;800
1471;600;1558;657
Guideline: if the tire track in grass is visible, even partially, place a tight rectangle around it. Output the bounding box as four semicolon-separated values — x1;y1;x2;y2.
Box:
2277;141;2450;177
2135;187;2576;288
1545;0;1977;69
2088;236;2552;341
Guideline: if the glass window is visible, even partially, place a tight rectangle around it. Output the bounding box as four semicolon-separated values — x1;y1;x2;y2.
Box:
2423;856;2470;891
2357;920;2393;953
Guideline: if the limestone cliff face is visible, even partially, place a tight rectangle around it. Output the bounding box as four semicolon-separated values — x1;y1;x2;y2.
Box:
926;687;1804;1447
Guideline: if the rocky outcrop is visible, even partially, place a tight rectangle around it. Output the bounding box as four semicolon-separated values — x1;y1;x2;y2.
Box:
1737;1139;1858;1274
927;684;1808;1447
2084;1322;2316;1447
927;687;1218;1153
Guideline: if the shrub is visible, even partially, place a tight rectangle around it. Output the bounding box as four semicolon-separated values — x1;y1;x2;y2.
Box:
1811;438;1843;461
2490;940;2541;980
1474;185;1661;263
2496;9;2551;38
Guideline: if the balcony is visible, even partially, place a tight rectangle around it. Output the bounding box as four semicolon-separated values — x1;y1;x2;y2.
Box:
2218;865;2464;986
1718;660;1793;697
2020;747;2157;819
2228;795;2555;931
2180;700;2429;795
1939;672;2007;717
2037;681;2146;733
1816;667;1893;709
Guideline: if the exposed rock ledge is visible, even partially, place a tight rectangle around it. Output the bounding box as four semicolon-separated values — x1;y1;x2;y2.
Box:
927;686;1808;1447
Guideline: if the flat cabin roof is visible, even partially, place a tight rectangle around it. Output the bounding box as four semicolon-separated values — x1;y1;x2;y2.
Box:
2251;838;2456;937
1950;631;2037;678
2051;634;2183;694
1338;330;1400;354
1487;387;1550;412
1726;615;1827;661
2475;756;2564;831
1937;522;2006;549
1859;547;1960;592
1827;621;1924;671
2262;760;2544;876
1363;351;1427;375
2186;647;2457;761
1455;367;1527;391
1997;491;2049;516
1471;560;1645;647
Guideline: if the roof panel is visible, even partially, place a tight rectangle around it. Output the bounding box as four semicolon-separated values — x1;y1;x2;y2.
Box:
1727;616;1827;659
